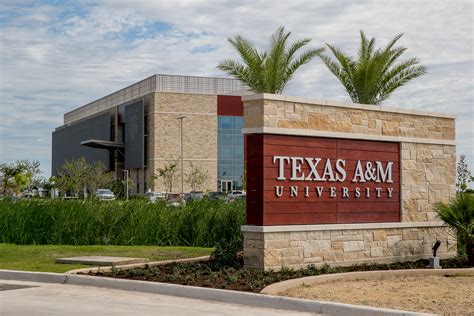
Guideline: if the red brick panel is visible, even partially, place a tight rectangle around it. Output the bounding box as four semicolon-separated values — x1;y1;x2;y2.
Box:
246;134;401;225
217;95;243;116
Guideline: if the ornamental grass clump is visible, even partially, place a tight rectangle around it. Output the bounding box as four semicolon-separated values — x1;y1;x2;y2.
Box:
0;199;244;247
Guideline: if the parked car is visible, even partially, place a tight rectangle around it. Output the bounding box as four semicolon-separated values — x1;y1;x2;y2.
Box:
145;191;166;203
96;189;115;201
206;191;227;201
227;190;246;202
167;193;185;207
184;191;204;201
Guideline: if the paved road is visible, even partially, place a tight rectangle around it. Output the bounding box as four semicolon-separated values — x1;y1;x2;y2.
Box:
0;281;317;316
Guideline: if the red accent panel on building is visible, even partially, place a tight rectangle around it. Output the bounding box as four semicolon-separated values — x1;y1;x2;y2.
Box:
246;134;401;226
217;95;243;116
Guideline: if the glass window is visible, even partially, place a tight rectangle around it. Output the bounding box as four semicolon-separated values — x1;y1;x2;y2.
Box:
221;133;233;146
221;146;233;160
220;117;233;130
217;116;245;189
234;117;244;130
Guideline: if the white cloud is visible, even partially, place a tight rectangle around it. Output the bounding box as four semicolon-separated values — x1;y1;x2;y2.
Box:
0;0;472;177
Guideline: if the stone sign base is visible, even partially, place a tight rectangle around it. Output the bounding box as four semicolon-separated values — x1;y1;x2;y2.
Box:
242;222;456;271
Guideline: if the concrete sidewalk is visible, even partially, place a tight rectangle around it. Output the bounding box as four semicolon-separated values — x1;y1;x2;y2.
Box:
0;280;315;316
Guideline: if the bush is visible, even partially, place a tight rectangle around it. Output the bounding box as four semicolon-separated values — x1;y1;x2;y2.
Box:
210;237;243;269
0;199;245;247
435;193;474;266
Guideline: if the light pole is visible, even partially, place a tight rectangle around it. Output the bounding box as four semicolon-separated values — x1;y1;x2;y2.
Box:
123;169;129;201
177;116;185;195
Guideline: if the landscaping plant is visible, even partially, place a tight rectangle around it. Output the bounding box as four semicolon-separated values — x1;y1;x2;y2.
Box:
217;26;323;94
435;193;474;265
0;199;245;247
318;30;426;105
94;257;469;293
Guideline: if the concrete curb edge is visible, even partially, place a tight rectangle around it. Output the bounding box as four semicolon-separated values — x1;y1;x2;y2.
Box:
0;269;432;316
261;268;474;294
65;255;211;274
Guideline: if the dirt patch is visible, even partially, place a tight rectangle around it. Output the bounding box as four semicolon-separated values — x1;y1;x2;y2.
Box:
280;275;474;315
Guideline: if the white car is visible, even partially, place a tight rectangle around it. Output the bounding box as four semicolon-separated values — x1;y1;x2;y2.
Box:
96;189;115;201
145;191;166;203
227;190;246;202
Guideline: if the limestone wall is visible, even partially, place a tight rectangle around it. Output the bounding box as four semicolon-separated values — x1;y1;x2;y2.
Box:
243;94;456;223
401;143;456;221
243;95;455;141
243;224;456;270
149;92;218;192
242;94;457;270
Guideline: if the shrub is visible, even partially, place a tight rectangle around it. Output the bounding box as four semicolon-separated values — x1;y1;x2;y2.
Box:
435;193;474;266
210;236;243;269
0;199;245;247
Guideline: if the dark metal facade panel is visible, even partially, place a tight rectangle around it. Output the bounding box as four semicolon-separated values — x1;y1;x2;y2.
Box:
124;100;144;169
52;113;111;175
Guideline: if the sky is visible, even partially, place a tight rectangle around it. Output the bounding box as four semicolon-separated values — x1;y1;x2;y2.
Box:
0;0;472;178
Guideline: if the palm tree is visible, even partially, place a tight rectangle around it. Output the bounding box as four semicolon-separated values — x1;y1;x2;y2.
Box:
318;31;426;105
217;26;323;94
435;193;474;266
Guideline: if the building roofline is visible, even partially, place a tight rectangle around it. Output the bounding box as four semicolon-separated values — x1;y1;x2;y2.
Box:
63;74;250;124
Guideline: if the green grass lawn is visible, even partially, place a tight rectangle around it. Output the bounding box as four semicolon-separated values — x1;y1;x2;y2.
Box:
0;243;213;273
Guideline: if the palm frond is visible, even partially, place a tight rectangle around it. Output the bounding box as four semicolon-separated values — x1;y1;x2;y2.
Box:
217;26;322;94
320;30;426;105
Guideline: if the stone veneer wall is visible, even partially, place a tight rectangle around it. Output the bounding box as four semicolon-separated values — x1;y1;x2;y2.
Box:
242;94;457;270
243;224;456;270
149;92;218;193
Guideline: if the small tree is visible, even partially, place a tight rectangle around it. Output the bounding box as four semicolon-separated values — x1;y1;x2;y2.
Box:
56;158;88;197
56;158;113;198
154;161;178;193
85;161;114;195
457;154;472;192
12;171;32;196
435;193;474;266
0;160;41;196
185;163;209;192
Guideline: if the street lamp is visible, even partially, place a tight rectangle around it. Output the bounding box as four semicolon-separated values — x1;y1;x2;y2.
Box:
123;169;129;201
177;116;186;195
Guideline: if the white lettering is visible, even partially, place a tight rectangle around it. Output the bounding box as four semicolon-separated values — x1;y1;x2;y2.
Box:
375;187;382;198
305;158;323;181
315;187;324;197
376;161;394;183
322;159;336;181
335;159;346;182
304;186;309;197
365;187;370;197
352;160;367;183
330;187;336;197
355;187;361;198
275;186;283;197
342;187;349;198
290;186;298;197
387;187;394;198
290;157;305;180
273;156;290;180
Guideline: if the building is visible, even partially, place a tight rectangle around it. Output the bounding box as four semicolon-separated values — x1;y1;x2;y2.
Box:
52;74;251;194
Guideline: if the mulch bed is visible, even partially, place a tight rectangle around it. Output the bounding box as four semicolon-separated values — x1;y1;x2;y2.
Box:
83;257;470;293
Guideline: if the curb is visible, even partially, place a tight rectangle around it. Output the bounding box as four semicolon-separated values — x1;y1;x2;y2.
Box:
65;255;211;274
0;269;432;316
261;268;474;294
